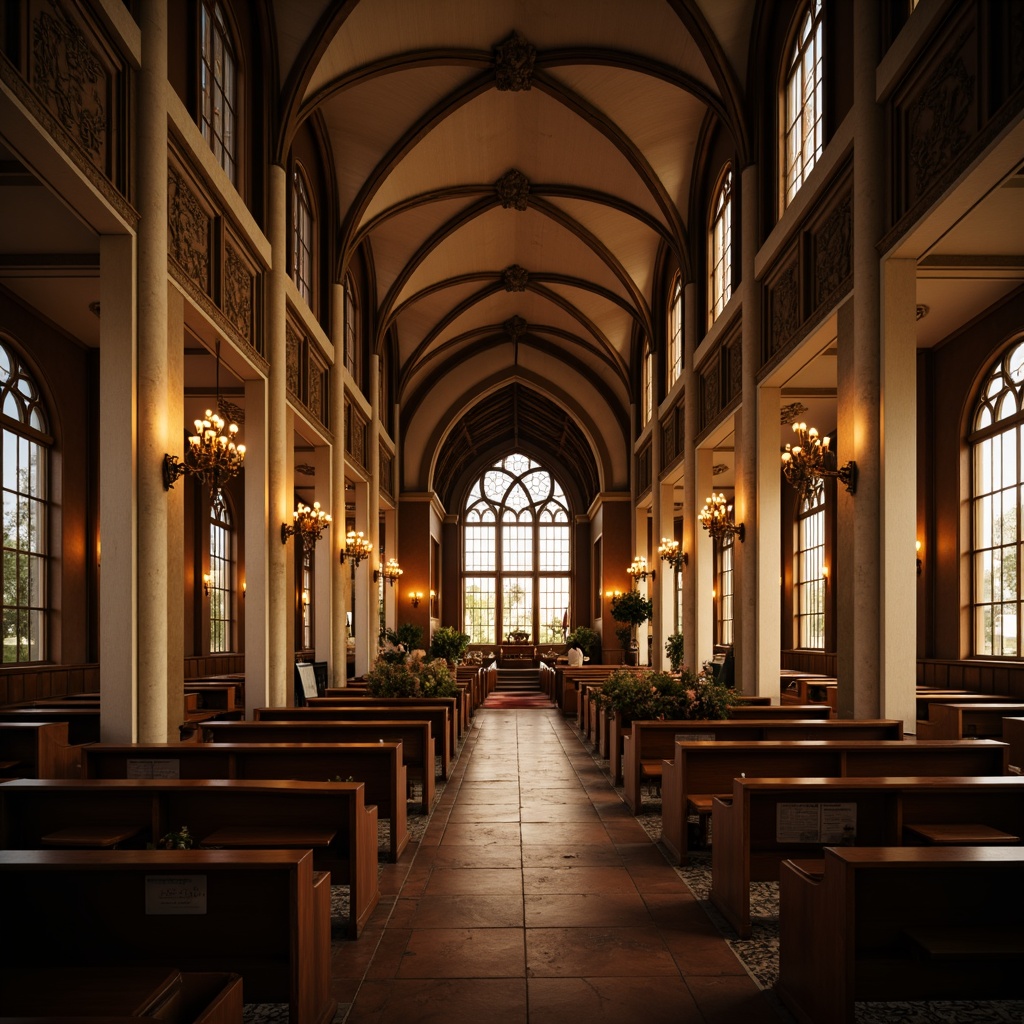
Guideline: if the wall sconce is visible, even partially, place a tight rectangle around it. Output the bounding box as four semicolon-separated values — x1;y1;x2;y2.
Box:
281;501;331;551
202;572;211;596
821;565;829;587
698;493;745;543
242;580;246;599
780;422;857;502
916;540;922;577
374;557;403;587
605;589;623;600
163;339;244;510
301;589;310;607
658;537;688;571
625;555;655;584
340;529;373;567
411;591;424;607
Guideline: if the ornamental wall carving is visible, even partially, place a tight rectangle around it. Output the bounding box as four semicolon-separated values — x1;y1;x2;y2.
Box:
495;32;535;92
285;323;301;398
223;242;253;344
168;167;211;295
700;359;721;433
766;259;799;362
660;408;676;468
636;441;651;497
496;169;530;210
379;445;394;501
812;192;852;311
346;403;368;470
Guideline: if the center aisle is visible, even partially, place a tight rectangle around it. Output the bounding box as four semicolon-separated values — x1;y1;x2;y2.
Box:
333;708;789;1023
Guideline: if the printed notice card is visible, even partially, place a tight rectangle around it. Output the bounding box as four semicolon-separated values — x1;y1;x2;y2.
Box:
776;802;856;844
145;875;207;914
127;758;180;778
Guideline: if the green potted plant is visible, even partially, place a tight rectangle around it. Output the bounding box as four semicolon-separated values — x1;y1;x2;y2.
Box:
665;632;686;672
610;590;653;665
365;650;459;698
428;624;471;668
565;625;600;664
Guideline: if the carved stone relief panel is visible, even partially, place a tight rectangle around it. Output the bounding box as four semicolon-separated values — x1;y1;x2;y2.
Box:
29;0;111;172
223;242;254;346
701;359;721;433
285;322;301;399
812;191;852;312
766;259;800;363
895;12;978;217
636;441;652;496
379;445;394;500
347;403;368;470
660;409;676;467
168;166;212;296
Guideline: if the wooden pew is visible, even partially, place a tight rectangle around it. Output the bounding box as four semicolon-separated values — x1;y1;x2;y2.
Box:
710;774;1024;937
0;720;80;779
0;848;334;1024
622;717;905;813
915;701;1024;740
201;719;435;812
776;846;1024;1024
0;707;99;744
659;737;1009;864
0;777;380;939
79;740;409;862
316;692;465;743
914;690;1017;722
1004;715;1024;772
606;704;834;787
257;701;455;779
0;965;242;1022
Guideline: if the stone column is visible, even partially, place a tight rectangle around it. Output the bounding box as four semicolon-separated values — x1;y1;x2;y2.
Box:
367;356;382;660
837;0;883;718
880;258;918;728
312;442;332;663
330;282;348;686
243;376;269;715
267;165;291;706
99;233;137;742
682;282;701;668
136;0;172;741
743;164;781;701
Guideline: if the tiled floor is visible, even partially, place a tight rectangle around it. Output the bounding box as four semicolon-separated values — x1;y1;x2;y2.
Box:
332;707;790;1023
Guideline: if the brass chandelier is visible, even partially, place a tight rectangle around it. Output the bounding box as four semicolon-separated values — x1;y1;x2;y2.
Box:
281;501;331;552
780;422;857;503
698;493;745;543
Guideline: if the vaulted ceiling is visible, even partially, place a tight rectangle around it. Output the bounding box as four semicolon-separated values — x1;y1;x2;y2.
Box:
276;0;750;504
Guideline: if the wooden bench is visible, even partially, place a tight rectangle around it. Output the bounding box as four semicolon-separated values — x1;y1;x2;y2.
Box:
914;690;1017;721
256;702;455;779
316;691;466;744
915;701;1024;740
1004;715;1024;772
607;704;833;785
0;720;81;778
0;848;333;1024
710;774;1024;937
622;718;905;814
0;965;243;1022
776;846;1024;1024
660;737;1009;864
0;777;380;939
200;719;435;812
0;707;100;744
79;740;409;861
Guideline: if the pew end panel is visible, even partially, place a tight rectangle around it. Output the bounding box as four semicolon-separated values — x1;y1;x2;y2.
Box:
777;846;1024;1024
0;849;336;1024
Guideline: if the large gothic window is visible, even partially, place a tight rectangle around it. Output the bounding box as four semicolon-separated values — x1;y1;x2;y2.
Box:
667;275;683;389
794;481;826;648
971;338;1024;657
343;276;360;386
708;167;733;325
199;1;238;184
463;454;571;646
0;340;49;663
783;0;824;209
208;498;235;653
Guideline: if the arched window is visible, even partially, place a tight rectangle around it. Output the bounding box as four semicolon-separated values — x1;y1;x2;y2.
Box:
715;537;734;647
794;481;825;648
462;453;571;646
199;0;238;184
292;166;313;305
708;167;733;325
783;0;824;209
667;275;683;389
971;338;1024;656
343;276;360;385
208;498;235;653
301;548;314;651
642;342;653;426
0;339;50;663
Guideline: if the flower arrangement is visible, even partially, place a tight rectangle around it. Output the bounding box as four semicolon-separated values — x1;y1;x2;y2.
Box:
428;624;471;667
365;648;459;698
590;667;740;722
